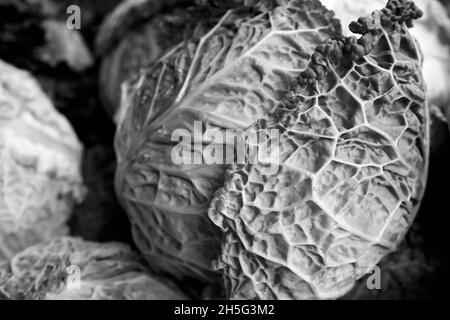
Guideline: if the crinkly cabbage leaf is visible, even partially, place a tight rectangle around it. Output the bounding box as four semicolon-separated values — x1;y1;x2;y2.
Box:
208;0;429;299
115;0;341;284
321;0;450;136
0;237;188;300
97;1;226;115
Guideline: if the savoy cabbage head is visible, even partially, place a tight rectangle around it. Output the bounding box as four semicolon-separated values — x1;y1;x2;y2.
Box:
113;0;342;285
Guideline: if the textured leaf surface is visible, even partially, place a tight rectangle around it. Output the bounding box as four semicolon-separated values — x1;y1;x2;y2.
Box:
98;2;223;115
0;237;188;300
325;0;450;108
0;60;84;264
321;0;450;148
208;0;429;299
115;0;341;284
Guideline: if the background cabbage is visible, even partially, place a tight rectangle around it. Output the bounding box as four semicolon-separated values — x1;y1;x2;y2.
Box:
0;237;188;300
0;59;84;264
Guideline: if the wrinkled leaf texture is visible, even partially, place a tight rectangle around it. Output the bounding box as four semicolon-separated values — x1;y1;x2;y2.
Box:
208;0;429;299
97;1;228;116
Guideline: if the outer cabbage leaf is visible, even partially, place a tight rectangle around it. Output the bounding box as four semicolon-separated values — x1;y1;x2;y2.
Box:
97;2;229;116
208;0;429;299
0;237;188;300
95;0;192;56
0;60;84;264
115;0;341;284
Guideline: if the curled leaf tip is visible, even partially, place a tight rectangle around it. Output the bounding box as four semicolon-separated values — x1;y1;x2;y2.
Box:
298;0;423;88
350;0;423;33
